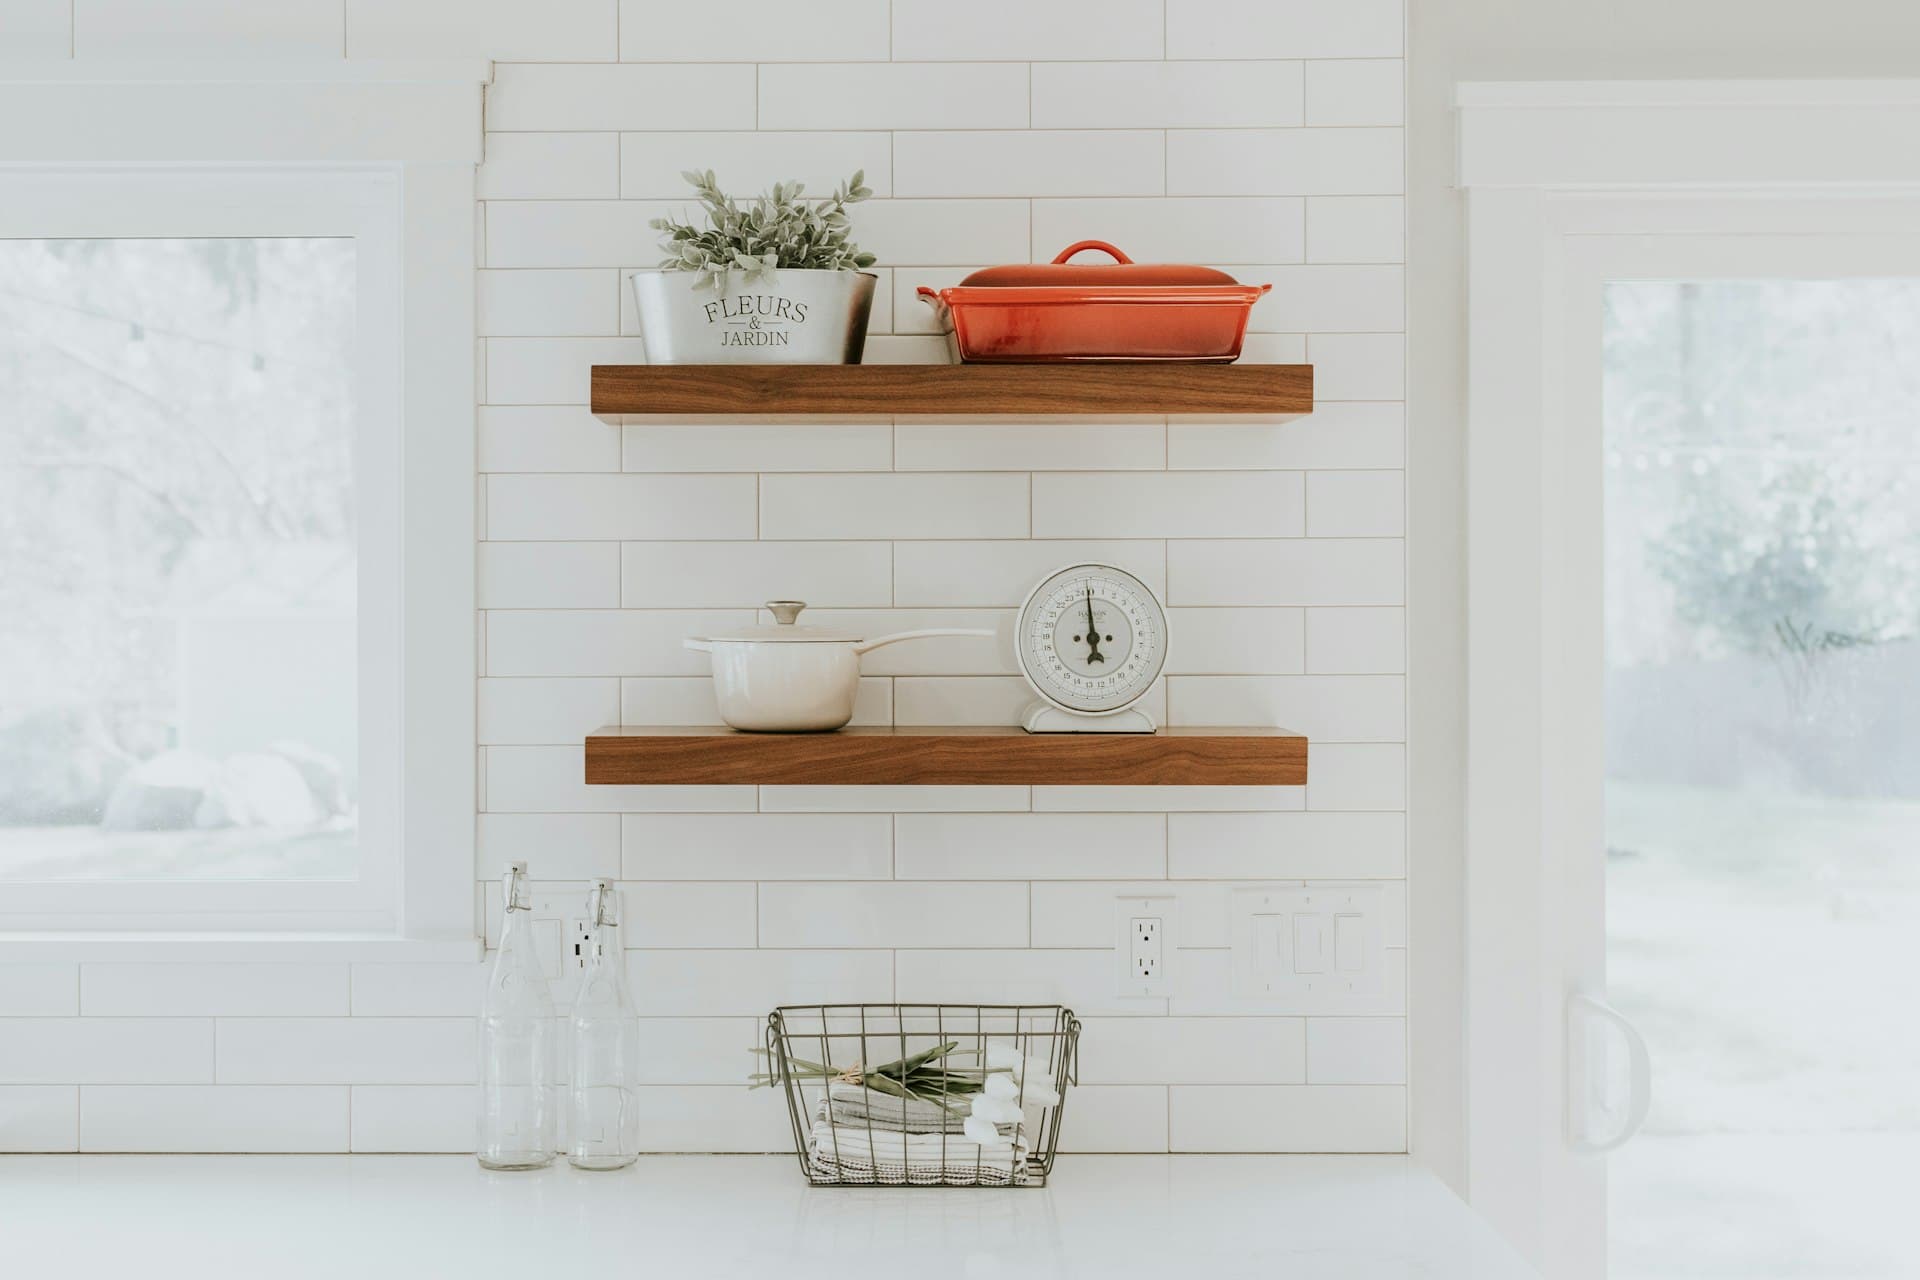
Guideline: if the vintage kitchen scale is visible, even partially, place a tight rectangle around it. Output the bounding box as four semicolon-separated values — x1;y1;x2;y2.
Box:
1014;563;1168;734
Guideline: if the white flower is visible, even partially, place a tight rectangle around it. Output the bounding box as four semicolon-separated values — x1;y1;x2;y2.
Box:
969;1094;1022;1125
962;1114;1003;1145
986;1044;1057;1078
985;1070;1059;1107
1017;1079;1061;1107
982;1043;1062;1105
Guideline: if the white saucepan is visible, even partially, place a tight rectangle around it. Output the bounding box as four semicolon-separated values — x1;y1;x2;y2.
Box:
686;601;995;732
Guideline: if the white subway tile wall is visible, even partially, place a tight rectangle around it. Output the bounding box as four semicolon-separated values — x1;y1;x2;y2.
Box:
0;0;72;59
3;0;1405;1154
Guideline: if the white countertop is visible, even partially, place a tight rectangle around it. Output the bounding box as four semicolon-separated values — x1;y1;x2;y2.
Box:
0;1154;1538;1280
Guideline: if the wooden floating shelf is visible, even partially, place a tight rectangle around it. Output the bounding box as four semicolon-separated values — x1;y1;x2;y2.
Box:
584;725;1308;787
591;363;1313;417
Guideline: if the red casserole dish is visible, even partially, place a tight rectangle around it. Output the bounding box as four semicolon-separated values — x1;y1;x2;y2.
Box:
917;240;1271;364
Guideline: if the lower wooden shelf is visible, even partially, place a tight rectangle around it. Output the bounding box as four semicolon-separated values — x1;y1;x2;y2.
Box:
584;725;1307;787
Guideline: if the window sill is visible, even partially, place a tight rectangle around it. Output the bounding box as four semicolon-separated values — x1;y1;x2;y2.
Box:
0;932;482;963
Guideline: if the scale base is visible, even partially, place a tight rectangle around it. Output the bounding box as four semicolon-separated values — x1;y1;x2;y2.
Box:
1021;702;1158;734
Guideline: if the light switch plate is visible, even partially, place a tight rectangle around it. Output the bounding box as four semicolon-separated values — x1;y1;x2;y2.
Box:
1114;894;1177;998
1231;885;1385;1004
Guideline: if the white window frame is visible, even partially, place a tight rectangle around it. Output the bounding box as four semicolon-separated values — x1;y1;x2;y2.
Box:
0;62;486;956
1456;79;1920;1273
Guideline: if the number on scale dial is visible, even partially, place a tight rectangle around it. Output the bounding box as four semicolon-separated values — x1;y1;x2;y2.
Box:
1015;564;1168;715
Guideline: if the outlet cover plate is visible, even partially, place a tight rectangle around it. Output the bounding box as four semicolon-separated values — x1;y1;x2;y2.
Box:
483;880;594;1001
1114;894;1176;999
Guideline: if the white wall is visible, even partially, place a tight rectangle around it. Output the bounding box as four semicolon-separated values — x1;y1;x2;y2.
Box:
1405;0;1920;1195
0;0;1408;1155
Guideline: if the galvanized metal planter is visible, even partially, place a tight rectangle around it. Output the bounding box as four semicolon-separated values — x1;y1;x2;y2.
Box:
629;268;877;364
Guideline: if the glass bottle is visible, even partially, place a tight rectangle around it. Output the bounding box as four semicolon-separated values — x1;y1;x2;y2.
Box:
567;879;640;1170
477;861;556;1170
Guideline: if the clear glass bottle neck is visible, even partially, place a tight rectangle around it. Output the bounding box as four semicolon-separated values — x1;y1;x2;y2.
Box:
581;881;622;974
574;919;630;1012
494;898;546;983
497;864;536;951
583;920;621;970
498;901;532;944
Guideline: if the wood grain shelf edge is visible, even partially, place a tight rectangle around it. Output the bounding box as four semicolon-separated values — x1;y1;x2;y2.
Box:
584;725;1308;787
589;363;1314;417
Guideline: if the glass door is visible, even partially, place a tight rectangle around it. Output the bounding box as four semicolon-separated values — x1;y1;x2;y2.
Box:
1600;273;1920;1279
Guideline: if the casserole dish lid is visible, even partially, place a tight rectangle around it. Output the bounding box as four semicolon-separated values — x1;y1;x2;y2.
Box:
694;601;863;644
957;241;1240;288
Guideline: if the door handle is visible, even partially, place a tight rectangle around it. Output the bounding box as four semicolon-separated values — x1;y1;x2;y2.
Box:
1566;992;1651;1155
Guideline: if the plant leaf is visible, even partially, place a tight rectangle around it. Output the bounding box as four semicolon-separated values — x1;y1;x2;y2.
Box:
650;168;876;276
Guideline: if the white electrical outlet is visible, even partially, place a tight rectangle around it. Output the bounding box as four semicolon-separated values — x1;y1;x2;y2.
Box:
1132;916;1163;980
567;917;595;973
1115;896;1176;998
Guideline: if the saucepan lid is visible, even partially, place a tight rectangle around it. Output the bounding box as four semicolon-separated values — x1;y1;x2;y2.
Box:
693;601;864;644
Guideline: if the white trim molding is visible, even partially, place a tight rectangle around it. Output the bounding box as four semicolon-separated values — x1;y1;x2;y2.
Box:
1458;79;1920;190
0;61;488;947
0;59;492;82
0;933;481;964
1456;79;1920;1276
0;59;487;163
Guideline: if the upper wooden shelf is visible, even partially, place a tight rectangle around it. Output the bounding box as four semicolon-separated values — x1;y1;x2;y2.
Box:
585;725;1307;787
590;363;1313;417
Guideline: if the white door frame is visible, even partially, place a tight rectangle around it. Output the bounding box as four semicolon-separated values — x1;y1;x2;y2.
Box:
1457;80;1920;1276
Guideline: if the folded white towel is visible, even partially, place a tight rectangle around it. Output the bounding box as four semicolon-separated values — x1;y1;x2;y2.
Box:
826;1081;967;1134
807;1097;1032;1187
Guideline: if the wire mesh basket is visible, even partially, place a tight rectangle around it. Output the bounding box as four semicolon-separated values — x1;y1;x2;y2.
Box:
765;1003;1080;1188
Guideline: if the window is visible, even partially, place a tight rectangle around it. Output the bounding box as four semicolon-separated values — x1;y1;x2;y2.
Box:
0;234;360;886
0;68;482;941
0;173;398;929
1603;278;1920;1279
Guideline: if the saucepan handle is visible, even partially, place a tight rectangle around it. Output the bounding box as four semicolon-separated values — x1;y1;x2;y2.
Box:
852;628;995;656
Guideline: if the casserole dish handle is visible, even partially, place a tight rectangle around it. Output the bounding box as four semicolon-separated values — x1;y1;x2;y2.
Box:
683;638;714;653
1051;240;1133;265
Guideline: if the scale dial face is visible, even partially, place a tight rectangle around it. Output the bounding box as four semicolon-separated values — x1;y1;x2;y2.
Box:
1016;564;1168;715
